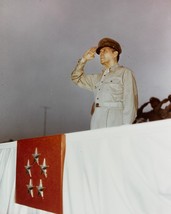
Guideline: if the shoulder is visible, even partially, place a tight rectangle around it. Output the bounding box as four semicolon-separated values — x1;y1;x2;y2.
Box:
113;66;133;78
112;65;133;74
122;66;134;73
121;66;136;79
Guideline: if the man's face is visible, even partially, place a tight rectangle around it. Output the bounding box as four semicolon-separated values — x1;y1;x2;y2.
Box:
99;47;116;65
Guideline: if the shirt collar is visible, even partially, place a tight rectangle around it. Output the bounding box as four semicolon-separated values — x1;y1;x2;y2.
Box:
109;63;120;71
102;63;120;73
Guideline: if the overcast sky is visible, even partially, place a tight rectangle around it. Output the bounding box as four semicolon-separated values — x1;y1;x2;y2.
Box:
0;0;171;142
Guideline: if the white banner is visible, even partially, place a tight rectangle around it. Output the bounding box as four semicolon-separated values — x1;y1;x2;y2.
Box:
64;119;171;214
1;120;171;213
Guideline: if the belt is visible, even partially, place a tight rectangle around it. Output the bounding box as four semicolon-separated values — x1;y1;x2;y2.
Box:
95;102;123;108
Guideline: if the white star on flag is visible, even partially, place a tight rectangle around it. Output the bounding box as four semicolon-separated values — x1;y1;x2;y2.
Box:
40;158;49;178
26;179;34;198
25;159;32;177
36;179;45;198
32;147;40;164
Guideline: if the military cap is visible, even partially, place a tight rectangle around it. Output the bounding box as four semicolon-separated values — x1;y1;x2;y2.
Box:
96;37;122;55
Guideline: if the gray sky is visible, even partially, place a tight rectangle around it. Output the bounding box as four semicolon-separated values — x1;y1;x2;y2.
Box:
0;0;171;142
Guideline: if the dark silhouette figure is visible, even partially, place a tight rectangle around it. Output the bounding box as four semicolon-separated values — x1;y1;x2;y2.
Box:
162;94;171;118
134;96;169;123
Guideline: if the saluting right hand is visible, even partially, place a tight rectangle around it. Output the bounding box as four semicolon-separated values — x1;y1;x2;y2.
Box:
82;47;97;61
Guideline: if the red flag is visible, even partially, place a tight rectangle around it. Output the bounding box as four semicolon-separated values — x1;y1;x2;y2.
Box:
15;134;65;214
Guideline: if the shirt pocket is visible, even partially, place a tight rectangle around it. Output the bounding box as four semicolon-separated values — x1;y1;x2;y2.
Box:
104;78;123;95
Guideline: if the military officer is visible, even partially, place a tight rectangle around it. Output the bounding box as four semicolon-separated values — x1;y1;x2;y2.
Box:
71;37;138;129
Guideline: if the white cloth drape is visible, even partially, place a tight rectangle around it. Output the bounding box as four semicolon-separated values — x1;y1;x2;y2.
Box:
64;119;171;214
1;120;171;214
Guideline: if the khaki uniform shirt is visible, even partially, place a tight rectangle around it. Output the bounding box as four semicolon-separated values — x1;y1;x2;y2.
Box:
71;59;138;129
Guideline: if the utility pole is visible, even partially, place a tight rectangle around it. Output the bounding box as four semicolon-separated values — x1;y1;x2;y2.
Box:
41;106;50;136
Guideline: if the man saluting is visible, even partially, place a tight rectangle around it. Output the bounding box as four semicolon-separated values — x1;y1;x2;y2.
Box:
71;37;138;129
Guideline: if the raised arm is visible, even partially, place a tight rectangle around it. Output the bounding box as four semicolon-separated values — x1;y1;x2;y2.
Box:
71;47;98;91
